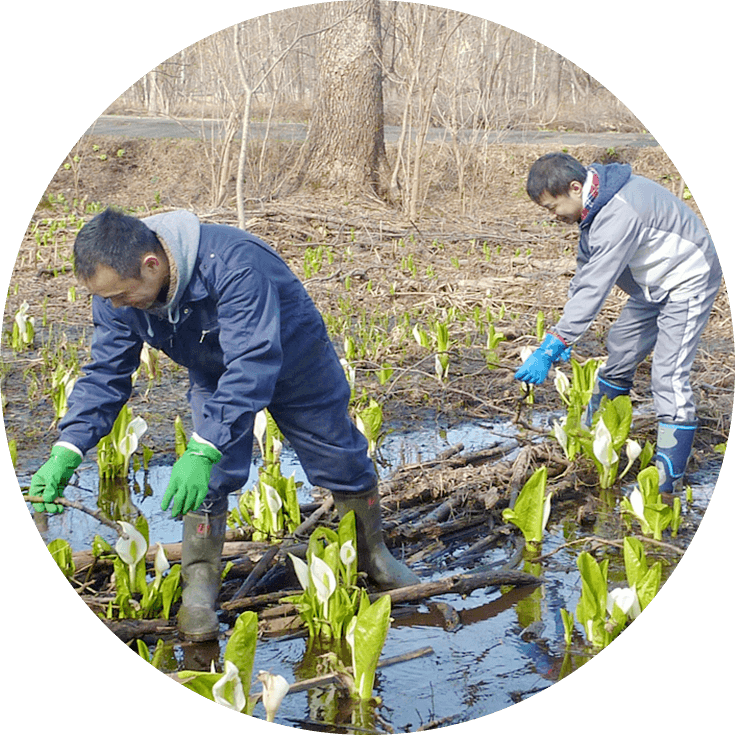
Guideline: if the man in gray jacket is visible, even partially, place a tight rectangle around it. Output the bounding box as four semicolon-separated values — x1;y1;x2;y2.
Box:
29;208;419;641
515;152;721;494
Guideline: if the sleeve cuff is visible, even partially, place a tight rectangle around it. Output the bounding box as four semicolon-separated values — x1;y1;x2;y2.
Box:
54;441;83;458
192;432;219;452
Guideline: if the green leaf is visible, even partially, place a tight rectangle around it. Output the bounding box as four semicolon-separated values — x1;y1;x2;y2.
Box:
351;594;392;699
502;466;547;546
576;552;608;627
282;473;301;532
174;415;187;458
225;611;258;700
639;440;655;469
136;639;150;661
47;538;75;579
623;537;648;589
338;511;357;550
560;608;575;647
644;503;672;541
635;561;662;611
637;466;660;504
92;534;114;558
112;556;135;618
535;311;545;341
177;671;221;701
160;564;182;619
605;395;633;449
150;639;167;670
357;399;384;453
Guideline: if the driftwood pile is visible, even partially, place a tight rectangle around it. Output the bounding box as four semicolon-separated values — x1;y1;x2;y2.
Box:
34;394;712;650
50;437;579;644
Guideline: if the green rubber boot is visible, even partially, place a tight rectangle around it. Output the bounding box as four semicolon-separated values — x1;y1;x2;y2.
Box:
332;484;420;590
177;511;227;642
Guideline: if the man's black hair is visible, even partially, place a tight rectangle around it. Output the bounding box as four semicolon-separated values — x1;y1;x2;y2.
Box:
526;152;587;203
74;207;163;281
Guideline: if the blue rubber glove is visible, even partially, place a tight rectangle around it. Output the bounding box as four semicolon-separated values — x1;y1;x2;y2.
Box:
515;333;568;385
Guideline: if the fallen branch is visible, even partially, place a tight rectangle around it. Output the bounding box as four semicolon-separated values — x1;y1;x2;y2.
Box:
222;587;301;612
229;545;280;601
533;534;685;563
224;566;540;614
24;493;122;534
372;568;541;606
71;539;275;570
102;618;177;640
291;495;334;539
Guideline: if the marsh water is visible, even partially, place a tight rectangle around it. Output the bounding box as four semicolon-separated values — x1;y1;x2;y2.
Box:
23;418;718;729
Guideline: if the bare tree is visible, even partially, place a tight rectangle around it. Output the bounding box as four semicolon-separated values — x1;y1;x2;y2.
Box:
386;4;466;219
298;0;391;199
544;50;563;123
102;3;641;212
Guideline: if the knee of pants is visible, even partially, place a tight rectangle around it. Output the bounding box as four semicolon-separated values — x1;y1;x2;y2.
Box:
274;403;376;493
271;365;376;492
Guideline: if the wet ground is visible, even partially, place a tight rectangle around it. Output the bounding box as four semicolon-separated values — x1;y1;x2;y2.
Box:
22;416;718;729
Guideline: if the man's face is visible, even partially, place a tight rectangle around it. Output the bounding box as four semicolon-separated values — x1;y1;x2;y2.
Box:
537;181;584;224
82;254;169;310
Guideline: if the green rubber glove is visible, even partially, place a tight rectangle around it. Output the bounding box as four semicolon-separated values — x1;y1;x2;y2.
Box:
30;445;83;513
161;437;222;518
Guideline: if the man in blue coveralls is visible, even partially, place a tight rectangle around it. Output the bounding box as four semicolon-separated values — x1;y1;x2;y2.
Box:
30;207;419;641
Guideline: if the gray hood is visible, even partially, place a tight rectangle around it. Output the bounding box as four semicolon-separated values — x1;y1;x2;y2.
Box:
142;210;200;325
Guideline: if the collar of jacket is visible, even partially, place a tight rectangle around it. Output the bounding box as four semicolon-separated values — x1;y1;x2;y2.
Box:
579;162;632;229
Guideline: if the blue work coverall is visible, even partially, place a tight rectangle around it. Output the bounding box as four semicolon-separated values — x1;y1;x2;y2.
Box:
58;213;375;513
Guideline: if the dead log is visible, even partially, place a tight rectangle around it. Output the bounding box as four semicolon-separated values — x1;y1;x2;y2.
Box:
224;566;540;614
508;444;536;505
102;618;177;640
222;588;301;613
374;568;541;606
71;539;276;570
229;545;280;601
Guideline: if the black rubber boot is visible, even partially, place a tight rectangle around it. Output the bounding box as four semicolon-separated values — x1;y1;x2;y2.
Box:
332;484;420;590
178;511;227;642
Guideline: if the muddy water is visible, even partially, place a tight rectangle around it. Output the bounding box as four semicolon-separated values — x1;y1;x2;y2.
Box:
22;419;717;729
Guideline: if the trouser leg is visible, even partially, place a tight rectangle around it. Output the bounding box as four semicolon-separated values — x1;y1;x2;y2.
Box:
188;379;256;513
583;296;658;427
270;324;418;588
598;279;717;493
648;281;718;493
268;324;375;494
601;296;660;384
650;280;720;424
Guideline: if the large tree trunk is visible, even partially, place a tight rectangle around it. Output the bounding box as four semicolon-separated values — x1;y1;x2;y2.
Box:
544;51;563;123
300;0;390;198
